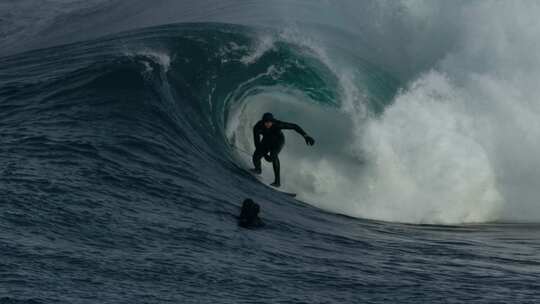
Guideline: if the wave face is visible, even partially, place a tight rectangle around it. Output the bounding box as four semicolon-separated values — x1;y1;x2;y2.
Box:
2;1;540;303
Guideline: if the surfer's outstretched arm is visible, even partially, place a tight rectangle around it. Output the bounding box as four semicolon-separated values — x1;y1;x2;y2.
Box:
278;121;315;146
278;121;307;136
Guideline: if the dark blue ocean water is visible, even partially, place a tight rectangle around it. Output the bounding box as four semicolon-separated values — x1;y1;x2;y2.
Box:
2;2;540;303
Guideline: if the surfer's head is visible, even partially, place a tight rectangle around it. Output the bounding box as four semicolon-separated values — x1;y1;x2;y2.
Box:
262;112;274;128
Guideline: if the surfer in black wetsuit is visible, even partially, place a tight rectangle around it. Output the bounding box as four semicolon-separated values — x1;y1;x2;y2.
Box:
251;112;315;187
238;198;264;228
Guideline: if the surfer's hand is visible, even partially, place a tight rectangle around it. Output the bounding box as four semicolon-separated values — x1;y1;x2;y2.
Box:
304;135;315;146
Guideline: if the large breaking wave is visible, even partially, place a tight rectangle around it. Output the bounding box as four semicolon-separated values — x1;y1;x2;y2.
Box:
2;1;540;225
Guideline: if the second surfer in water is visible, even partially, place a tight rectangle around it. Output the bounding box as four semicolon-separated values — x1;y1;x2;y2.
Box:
251;112;315;187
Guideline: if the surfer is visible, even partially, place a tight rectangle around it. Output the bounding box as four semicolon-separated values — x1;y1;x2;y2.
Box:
251;112;315;187
238;198;264;228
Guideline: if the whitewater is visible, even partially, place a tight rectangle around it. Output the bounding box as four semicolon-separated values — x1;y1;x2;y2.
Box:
1;1;540;303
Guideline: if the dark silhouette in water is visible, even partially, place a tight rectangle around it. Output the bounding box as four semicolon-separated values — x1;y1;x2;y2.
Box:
238;199;264;228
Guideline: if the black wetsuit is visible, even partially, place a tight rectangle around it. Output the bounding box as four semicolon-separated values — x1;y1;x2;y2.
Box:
252;119;307;185
238;199;264;228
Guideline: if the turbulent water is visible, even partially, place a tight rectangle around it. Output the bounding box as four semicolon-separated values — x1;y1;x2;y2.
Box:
1;1;540;303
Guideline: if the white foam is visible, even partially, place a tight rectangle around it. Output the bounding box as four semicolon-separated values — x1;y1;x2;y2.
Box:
282;1;540;224
358;72;502;223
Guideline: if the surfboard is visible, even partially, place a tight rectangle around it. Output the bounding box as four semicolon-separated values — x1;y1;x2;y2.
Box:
268;185;297;197
248;169;297;197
